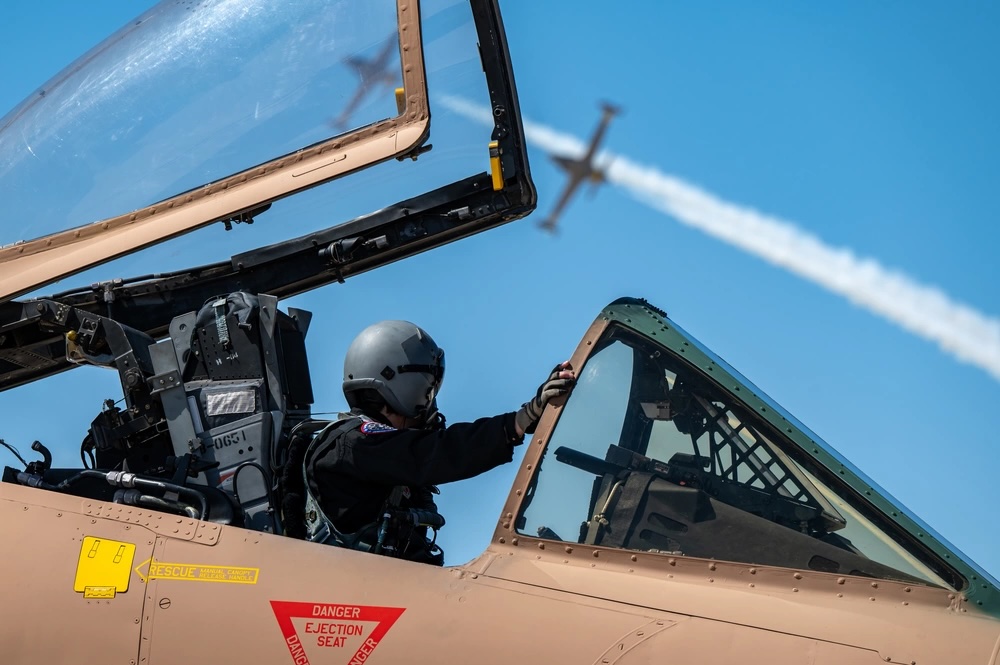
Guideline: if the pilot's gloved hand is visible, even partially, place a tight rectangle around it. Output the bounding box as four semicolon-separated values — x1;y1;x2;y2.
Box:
515;362;575;436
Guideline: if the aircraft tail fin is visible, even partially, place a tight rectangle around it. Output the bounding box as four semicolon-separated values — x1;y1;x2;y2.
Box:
343;55;367;75
600;100;623;118
537;217;559;234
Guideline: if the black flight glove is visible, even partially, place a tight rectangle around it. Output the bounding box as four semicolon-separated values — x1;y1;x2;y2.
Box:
515;362;575;435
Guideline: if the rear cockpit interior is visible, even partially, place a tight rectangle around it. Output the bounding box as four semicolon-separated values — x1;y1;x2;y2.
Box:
519;324;962;590
4;293;313;535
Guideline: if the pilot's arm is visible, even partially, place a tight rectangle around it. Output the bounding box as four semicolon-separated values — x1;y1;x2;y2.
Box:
314;413;522;487
315;361;576;487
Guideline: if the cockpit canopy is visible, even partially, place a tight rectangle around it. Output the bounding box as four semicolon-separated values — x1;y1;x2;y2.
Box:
0;0;535;391
516;299;999;609
0;0;532;305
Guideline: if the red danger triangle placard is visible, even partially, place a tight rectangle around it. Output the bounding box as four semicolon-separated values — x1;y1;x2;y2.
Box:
271;601;405;665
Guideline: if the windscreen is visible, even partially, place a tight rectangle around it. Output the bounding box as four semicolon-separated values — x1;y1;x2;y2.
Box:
0;0;403;247
519;326;957;589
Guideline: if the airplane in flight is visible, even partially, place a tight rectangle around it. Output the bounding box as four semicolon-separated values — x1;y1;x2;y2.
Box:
538;101;621;233
329;36;401;132
0;2;998;664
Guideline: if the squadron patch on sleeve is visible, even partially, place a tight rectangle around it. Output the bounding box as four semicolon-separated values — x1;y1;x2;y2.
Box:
360;421;397;435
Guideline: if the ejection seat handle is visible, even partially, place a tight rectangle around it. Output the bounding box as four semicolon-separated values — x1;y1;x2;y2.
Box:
583;475;623;546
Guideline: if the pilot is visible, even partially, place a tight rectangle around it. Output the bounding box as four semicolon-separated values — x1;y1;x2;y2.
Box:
285;320;575;565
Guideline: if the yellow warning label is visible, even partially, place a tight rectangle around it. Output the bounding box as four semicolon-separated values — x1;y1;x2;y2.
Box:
134;558;259;585
74;537;136;594
84;586;117;599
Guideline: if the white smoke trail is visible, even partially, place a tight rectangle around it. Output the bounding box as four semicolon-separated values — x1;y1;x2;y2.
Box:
439;95;1000;382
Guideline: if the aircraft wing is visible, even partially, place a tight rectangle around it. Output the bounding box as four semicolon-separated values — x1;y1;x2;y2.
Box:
539;171;585;232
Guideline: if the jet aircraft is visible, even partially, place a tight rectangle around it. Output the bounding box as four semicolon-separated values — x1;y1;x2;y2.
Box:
0;2;998;664
329;36;402;132
539;101;621;233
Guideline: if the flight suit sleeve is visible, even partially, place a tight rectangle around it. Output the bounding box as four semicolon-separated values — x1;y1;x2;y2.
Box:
317;412;522;487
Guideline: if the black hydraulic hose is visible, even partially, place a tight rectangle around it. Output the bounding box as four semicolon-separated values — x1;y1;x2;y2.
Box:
54;469;105;489
139;495;199;519
115;489;199;519
57;470;208;520
121;474;209;522
15;472;57;490
233;461;277;534
30;441;52;471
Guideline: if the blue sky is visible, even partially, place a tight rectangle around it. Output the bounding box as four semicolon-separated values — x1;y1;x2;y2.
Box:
1;1;998;579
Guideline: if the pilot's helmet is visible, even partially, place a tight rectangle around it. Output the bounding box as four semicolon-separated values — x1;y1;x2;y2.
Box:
342;320;445;422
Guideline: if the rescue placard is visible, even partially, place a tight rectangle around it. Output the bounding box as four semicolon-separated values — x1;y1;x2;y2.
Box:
134;558;259;584
271;601;405;665
74;536;136;597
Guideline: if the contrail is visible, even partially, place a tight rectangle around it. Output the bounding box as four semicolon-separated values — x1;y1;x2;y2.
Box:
439;95;1000;382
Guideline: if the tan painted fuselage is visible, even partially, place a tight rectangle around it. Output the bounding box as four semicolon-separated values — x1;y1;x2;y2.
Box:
2;477;997;665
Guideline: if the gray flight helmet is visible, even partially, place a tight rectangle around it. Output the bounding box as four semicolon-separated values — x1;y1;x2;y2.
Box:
342;320;445;420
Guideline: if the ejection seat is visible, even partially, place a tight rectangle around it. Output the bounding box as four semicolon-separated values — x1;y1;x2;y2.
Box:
146;292;315;532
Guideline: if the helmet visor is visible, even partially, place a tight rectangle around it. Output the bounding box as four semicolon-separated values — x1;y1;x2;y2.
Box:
397;346;444;416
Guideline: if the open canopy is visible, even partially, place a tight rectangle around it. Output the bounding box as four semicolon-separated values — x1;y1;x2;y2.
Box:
0;0;535;389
